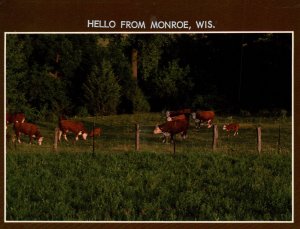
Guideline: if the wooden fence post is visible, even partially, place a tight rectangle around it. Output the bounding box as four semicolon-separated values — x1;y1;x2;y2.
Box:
135;123;140;151
173;136;176;154
278;124;281;153
53;127;59;152
93;118;95;154
257;126;262;153
212;125;218;151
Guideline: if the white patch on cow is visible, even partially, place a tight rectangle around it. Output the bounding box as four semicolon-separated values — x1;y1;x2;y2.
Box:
191;112;196;120
223;125;227;130
167;117;172;121
78;131;82;135
18;139;21;144
75;136;79;141
166;111;170;117
32;135;36;138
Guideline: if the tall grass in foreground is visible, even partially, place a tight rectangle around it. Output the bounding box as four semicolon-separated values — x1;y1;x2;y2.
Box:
6;151;291;221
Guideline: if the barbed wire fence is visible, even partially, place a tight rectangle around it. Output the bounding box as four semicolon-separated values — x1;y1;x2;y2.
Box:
6;121;290;155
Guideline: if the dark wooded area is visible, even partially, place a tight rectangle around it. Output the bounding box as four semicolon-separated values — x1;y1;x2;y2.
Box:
6;33;292;121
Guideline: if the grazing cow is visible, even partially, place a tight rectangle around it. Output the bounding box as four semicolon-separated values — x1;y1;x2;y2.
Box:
58;119;88;142
191;110;215;128
89;127;102;137
154;119;189;143
14;122;43;145
223;123;239;136
6;112;25;125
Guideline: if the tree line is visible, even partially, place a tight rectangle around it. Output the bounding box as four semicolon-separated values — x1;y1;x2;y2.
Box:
6;33;292;121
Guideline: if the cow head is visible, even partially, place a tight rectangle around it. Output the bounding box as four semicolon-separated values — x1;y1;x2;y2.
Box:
38;137;43;145
82;132;88;140
153;125;162;134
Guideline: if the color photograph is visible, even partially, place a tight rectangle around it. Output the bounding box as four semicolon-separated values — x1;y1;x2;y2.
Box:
5;33;292;221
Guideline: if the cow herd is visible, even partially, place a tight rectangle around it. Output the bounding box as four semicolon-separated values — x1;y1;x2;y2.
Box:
6;110;239;146
154;108;239;143
6;113;101;146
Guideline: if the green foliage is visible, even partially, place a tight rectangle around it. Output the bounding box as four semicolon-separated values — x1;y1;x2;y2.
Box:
6;35;29;112
27;67;68;113
6;34;292;117
5;114;292;221
6;151;291;221
138;35;172;81
156;60;191;98
83;61;121;115
132;87;150;113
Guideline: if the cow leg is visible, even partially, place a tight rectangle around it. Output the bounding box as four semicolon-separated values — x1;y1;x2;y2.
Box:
181;131;187;139
58;130;62;142
29;136;33;144
170;134;174;144
162;135;166;143
16;131;21;143
63;134;68;142
195;120;199;128
161;133;168;143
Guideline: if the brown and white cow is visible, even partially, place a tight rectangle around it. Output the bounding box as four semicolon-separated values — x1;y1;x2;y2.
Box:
223;123;239;136
14;122;43;145
154;118;189;143
58;119;88;142
191;110;215;128
89;127;102;137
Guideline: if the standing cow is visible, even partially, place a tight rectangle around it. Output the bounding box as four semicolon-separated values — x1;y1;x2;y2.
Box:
58;119;88;142
154;118;189;143
14;122;43;145
223;123;239;137
191;110;215;128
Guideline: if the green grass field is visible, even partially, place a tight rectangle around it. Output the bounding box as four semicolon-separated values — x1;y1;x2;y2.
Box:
5;113;292;221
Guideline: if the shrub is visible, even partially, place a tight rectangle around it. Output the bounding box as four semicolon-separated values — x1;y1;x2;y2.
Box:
132;87;150;113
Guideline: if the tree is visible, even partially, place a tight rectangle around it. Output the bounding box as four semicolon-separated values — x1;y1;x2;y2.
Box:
6;35;30;113
147;59;192;109
83;60;121;115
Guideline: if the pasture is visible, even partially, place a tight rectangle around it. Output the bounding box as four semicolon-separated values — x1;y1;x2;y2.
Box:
5;113;292;221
